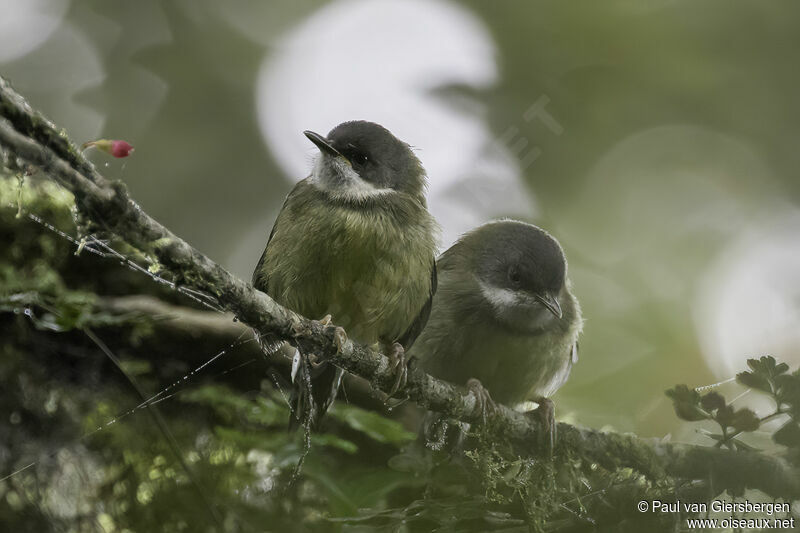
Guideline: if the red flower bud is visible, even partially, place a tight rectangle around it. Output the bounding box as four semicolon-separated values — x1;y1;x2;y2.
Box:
110;140;134;158
81;139;135;158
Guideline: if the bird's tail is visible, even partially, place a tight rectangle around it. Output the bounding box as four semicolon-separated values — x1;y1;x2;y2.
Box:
288;351;344;432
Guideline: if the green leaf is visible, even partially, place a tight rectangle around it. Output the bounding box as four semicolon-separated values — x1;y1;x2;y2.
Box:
730;408;760;432
736;370;772;394
302;455;420;518
732;439;758;452
747;356;777;374
715;405;735;428
118;359;152;377
665;385;708;421
737;356;789;395
775;373;800;415
773;422;800;449
181;385;287;427
312;433;358;454
387;447;432;474
214;426;289;449
329;404;415;445
700;391;726;412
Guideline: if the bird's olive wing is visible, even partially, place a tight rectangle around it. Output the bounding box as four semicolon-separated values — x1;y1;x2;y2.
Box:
252;188;297;292
397;259;438;350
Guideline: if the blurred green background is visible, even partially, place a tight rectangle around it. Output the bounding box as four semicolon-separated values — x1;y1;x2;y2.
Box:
3;0;800;472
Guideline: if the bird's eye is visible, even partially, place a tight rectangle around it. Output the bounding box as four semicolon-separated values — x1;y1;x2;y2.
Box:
349;151;368;166
508;267;521;285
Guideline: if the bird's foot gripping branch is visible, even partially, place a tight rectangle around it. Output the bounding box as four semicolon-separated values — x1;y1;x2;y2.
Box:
1;76;799;531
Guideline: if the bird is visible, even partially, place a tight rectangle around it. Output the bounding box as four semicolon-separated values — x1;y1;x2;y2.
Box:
252;120;438;430
411;219;582;451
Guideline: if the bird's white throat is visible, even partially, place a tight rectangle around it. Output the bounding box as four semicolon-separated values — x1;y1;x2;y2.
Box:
478;280;521;310
311;155;394;202
478;280;558;333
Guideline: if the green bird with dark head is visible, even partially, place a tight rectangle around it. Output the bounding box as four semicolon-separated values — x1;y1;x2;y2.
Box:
412;220;582;450
253;120;438;428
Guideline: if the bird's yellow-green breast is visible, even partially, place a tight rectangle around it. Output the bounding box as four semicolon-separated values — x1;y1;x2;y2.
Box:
254;179;437;346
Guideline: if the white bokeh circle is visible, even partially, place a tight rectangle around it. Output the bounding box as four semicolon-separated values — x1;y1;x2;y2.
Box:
695;210;800;379
0;0;70;63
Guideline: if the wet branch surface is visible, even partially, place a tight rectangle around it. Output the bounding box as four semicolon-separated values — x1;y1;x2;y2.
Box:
1;76;798;501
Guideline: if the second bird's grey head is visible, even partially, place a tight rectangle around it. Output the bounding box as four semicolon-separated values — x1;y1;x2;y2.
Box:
468;221;568;334
304;121;426;204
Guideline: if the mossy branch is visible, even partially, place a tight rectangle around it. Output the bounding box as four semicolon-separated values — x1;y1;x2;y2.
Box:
1;76;798;501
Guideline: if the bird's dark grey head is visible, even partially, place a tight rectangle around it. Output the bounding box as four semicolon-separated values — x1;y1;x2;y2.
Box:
466;220;567;332
304;121;426;203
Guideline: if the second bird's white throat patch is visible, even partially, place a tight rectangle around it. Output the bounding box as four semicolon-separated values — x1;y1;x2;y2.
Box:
478;280;524;311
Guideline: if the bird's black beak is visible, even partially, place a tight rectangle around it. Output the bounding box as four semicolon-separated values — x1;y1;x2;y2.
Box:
304;130;341;157
535;292;563;319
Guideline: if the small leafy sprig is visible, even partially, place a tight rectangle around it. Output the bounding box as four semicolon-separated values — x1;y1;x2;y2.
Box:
738;356;800;455
666;356;800;454
665;385;759;450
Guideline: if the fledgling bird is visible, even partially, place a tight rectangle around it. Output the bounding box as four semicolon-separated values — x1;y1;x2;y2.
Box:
252;120;438;429
412;220;582;450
